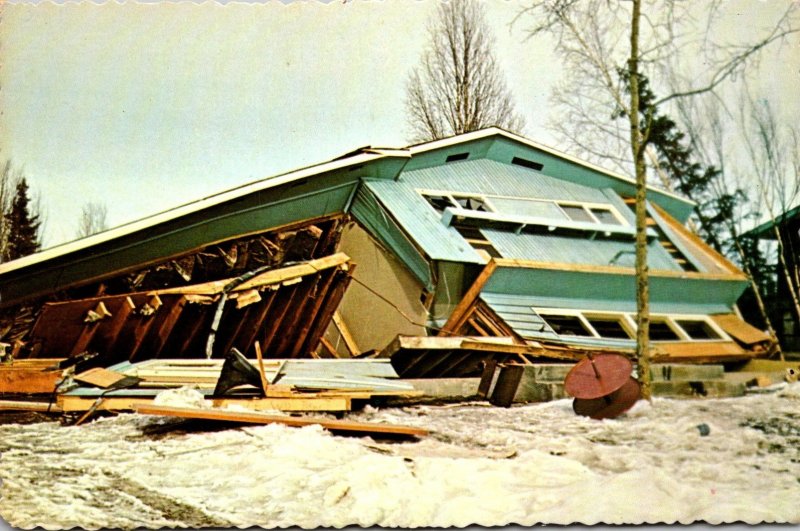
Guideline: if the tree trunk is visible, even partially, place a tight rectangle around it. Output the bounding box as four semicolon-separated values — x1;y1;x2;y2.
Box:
628;0;651;400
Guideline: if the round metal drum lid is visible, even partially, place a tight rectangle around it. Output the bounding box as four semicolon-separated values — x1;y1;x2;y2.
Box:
572;377;641;420
564;353;632;399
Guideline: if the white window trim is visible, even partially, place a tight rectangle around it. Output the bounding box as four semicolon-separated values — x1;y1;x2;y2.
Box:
416;189;629;227
533;308;731;343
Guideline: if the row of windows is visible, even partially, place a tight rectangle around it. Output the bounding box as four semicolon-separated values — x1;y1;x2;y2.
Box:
419;191;627;227
535;309;727;342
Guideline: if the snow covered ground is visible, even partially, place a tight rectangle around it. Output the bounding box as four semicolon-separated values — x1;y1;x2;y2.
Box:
1;384;800;529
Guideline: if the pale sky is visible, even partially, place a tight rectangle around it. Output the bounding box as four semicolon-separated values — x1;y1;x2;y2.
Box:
1;0;797;248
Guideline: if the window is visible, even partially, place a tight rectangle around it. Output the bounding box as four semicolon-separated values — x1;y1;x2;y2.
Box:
446;152;470;162
487;197;567;219
533;308;729;343
585;315;633;339
590;208;622;225
560;204;595;223
511;157;544;171
454;196;490;212
422;194;457;213
649;318;682;340
454;226;501;259
675;319;721;340
539;313;594;336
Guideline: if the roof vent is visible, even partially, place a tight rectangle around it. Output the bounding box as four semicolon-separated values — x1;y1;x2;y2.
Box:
512;156;544;171
446;152;470;163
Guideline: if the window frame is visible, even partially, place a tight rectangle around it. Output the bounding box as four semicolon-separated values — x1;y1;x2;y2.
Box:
533;308;731;343
417;189;629;227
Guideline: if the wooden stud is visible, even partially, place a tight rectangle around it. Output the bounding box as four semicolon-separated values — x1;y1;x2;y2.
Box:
331;311;360;357
254;341;269;395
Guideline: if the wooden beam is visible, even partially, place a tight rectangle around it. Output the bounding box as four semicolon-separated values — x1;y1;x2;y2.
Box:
331;311;360;357
134;404;428;438
155;253;351;296
439;259;498;336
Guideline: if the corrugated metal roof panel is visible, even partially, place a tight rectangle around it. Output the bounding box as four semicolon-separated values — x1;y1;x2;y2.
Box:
349;185;436;289
481;229;682;271
363;180;484;264
400;158;606;204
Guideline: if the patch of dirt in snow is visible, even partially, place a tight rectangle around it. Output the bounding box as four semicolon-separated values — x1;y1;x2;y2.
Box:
2;385;800;528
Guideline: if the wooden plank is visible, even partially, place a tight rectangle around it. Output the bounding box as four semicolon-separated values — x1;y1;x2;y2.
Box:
439;260;498;336
0;367;62;394
710;314;772;346
331;311;360;357
0;400;63;412
651;340;747;359
154;253;351;295
134;404;428;438
58;395;351;413
254;342;269;395
74;368;129;388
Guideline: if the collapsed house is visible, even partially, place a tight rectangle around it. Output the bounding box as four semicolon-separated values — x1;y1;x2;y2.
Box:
0;128;776;386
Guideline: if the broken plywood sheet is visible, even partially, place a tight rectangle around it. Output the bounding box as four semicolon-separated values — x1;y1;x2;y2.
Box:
711;314;773;346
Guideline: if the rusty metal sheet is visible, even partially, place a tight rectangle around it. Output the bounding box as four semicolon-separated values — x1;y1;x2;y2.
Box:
564;353;631;399
573;377;641;420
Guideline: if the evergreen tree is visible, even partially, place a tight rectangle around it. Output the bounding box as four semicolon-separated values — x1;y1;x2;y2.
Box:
618;71;747;257
4;178;41;261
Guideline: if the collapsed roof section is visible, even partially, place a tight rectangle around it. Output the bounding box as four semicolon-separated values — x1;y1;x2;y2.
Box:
0;127;694;308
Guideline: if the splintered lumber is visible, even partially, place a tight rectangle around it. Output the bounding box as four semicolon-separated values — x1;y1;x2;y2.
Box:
134;404;428;438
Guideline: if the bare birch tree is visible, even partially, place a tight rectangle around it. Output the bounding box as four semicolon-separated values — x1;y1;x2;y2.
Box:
405;0;525;142
77;201;109;239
